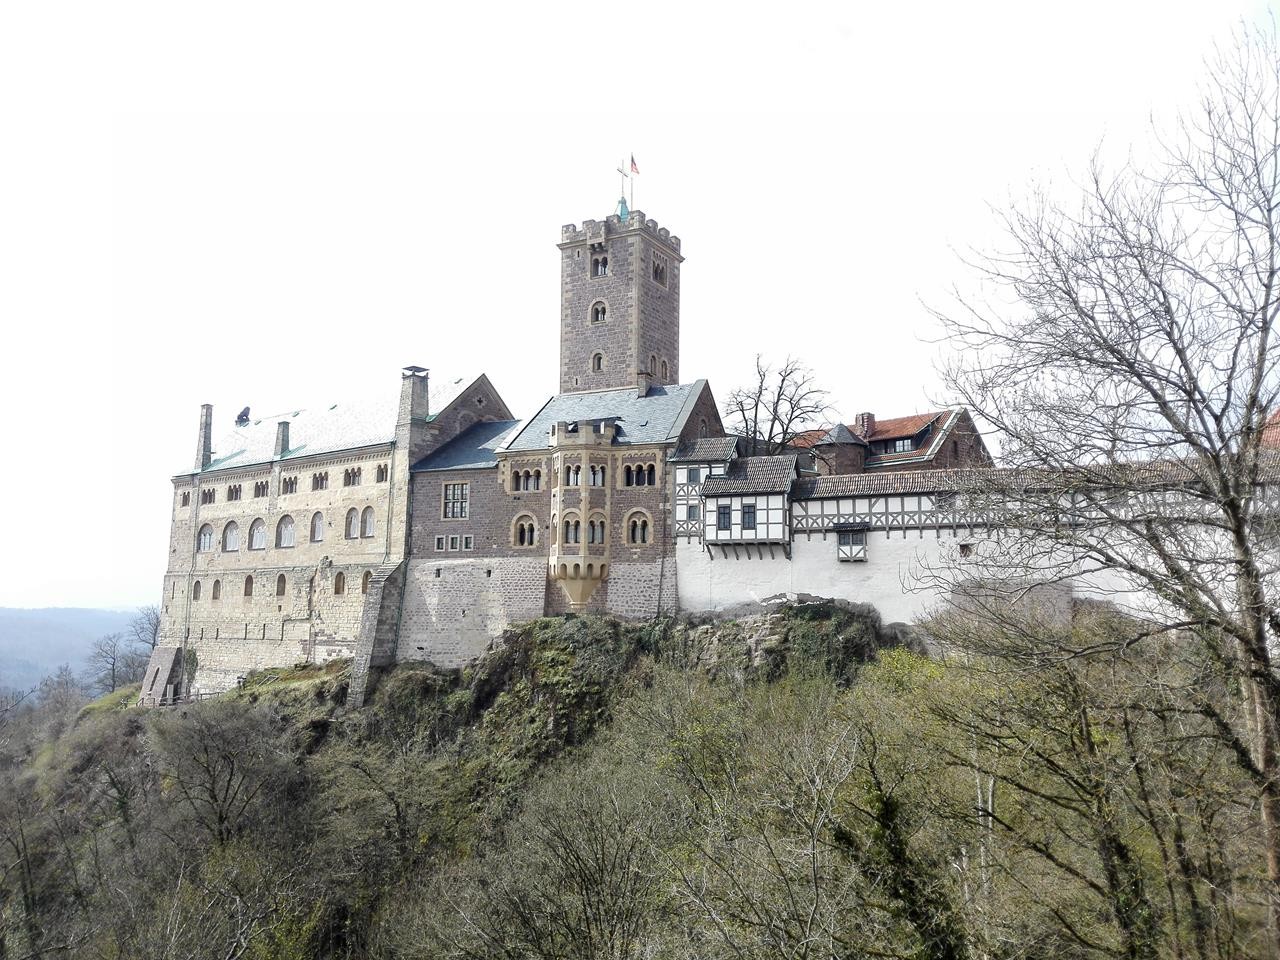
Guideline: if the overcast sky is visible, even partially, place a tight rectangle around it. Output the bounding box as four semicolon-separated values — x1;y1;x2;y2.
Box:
0;0;1271;610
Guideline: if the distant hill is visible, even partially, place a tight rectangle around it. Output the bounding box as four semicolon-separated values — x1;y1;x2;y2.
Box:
0;607;137;689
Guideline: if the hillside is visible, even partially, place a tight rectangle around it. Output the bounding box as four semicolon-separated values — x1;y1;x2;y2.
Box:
0;604;1270;959
0;606;136;689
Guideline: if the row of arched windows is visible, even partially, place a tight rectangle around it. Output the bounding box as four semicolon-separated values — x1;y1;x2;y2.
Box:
547;511;651;546
512;469;542;491
191;570;372;601
197;508;376;553
563;464;608;487
623;464;657;486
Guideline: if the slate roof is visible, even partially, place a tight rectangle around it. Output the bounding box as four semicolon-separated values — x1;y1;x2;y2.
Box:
700;455;799;496
670;436;738;462
503;381;707;452
411;420;523;472
190;374;475;475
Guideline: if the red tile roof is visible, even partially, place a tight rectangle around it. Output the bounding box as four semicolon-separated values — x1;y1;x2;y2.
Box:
864;411;946;441
1263;410;1280;447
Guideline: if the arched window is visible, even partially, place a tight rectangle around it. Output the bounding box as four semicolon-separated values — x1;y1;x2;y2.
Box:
222;521;239;552
276;574;287;597
244;575;253;597
362;507;375;538
571;465;580;486
197;524;214;552
564;465;572;486
212;579;221;601
334;572;345;595
563;519;571;543
591;301;607;323
192;580;202;601
649;355;657;375
592;255;608;277
533;470;541;491
311;512;324;542
646;464;656;486
572;520;581;544
248;518;266;550
624;465;634;486
513;472;522;492
592;353;603;372
628;514;650;544
276;515;295;548
699;418;708;438
345;508;359;539
515;515;536;547
362;570;372;595
589;465;597;486
633;466;645;487
662;360;669;379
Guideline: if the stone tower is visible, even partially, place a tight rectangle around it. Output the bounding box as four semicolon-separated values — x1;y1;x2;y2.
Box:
558;205;683;395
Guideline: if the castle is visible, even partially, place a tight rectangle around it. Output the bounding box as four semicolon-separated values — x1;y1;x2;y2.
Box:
143;201;994;705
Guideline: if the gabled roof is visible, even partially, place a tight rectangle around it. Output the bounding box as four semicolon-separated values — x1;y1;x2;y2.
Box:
864;411;947;442
503;381;708;452
411;420;523;472
199;393;400;475
670;436;738;462
188;373;480;476
701;454;799;496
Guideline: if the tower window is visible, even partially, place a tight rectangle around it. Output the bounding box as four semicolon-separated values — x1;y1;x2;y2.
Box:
649;355;657;375
652;253;669;286
661;360;668;380
591;301;607;324
592;353;603;372
591;255;608;277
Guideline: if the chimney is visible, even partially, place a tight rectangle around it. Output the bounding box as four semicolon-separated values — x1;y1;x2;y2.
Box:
194;404;212;472
852;412;876;437
396;365;432;463
274;421;290;458
635;368;653;399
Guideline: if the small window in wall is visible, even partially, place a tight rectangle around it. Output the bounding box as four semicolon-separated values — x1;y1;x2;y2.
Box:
443;483;469;518
180;491;191;506
376;464;389;482
652;252;668;286
591;301;607;324
837;529;868;562
311;512;325;542
361;507;375;538
463;535;473;550
449;535;460;551
741;504;757;530
649;355;657;375
254;481;269;498
592;353;603;372
515;516;537;547
244;575;253;597
591;255;608;277
334;572;345;595
276;574;287;596
699;418;708;438
892;438;913;453
281;476;298;494
197;524;214;552
959;542;974;558
687;467;701;483
628;515;649;544
362;570;372;594
661;360;668;380
192;580;202;601
435;536;445;551
212;579;221;601
646;464;656;486
717;505;731;531
686;504;700;521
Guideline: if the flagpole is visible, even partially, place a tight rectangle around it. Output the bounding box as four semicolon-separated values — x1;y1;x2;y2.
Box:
630;155;635;211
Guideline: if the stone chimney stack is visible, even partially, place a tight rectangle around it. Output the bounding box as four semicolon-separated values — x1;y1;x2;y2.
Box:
274;421;290;458
852;412;876;437
194;404;212;472
396;366;432;464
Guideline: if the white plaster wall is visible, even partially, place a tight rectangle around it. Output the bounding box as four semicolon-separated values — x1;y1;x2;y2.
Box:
677;528;973;623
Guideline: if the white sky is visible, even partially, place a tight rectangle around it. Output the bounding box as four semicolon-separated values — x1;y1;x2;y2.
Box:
0;0;1271;610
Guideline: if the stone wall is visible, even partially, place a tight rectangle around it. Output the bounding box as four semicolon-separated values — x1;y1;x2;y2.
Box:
397;557;547;666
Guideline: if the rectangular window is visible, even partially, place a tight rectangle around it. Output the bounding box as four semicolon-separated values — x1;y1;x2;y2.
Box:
686;466;701;484
741;504;756;530
892;438;913;453
463;535;474;550
838;530;866;547
686;504;700;521
449;535;460;551
443;483;469;518
717;504;731;531
434;536;445;551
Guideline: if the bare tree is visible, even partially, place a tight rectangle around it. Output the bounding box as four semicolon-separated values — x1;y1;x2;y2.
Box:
85;633;147;694
930;25;1280;949
724;355;832;456
128;605;161;651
